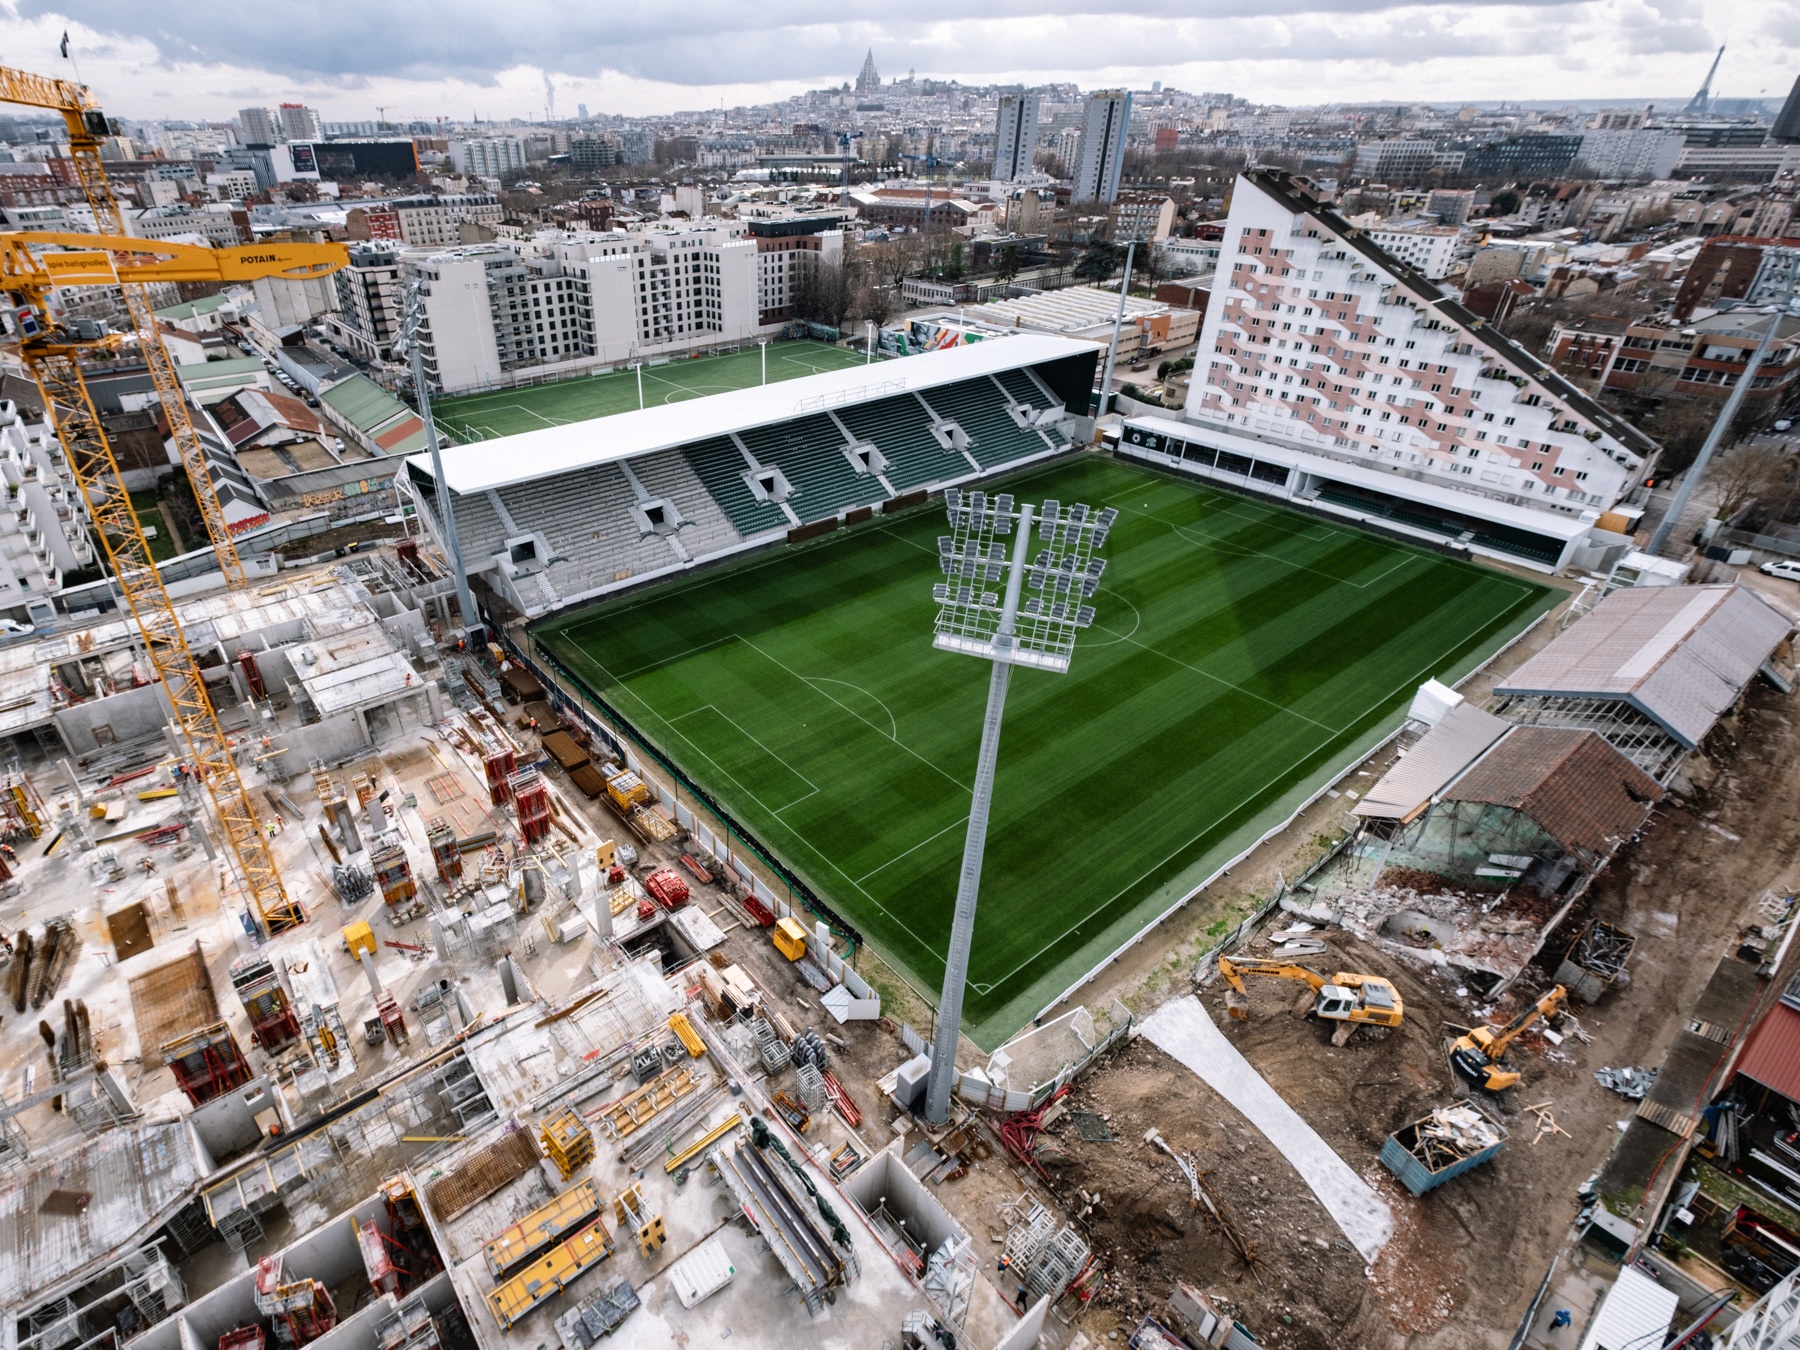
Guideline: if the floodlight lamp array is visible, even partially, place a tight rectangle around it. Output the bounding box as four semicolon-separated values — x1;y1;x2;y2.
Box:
930;491;1115;673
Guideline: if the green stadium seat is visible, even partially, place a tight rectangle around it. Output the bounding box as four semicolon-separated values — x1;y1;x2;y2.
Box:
835;394;967;491
917;378;1056;470
737;414;883;523
682;435;792;537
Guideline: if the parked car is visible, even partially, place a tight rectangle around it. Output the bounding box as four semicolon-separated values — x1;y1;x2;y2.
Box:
1760;559;1800;582
0;618;35;638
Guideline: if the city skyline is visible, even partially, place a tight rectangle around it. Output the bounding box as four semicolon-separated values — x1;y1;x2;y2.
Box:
5;0;1796;124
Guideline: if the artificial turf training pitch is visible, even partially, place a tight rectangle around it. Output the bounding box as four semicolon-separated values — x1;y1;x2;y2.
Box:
432;341;868;443
536;455;1556;1046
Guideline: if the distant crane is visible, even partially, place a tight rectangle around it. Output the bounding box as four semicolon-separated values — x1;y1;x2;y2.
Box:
1685;45;1725;115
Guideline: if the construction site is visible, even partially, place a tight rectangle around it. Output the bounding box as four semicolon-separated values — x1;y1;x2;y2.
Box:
9;51;1800;1350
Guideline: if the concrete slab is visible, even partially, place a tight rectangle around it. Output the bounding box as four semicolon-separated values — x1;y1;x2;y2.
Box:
1140;994;1394;1263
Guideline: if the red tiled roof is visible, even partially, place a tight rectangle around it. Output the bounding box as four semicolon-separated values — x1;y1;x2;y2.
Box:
1737;1004;1800;1104
1447;726;1662;859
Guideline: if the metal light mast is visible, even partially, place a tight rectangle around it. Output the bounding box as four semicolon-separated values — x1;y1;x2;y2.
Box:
1648;261;1797;557
922;489;1117;1124
397;282;476;636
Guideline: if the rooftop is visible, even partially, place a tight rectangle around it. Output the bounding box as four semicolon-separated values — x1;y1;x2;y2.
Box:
1495;583;1794;748
406;334;1094;496
1445;725;1662;858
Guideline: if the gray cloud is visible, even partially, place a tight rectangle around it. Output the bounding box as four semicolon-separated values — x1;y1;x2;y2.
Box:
25;0;1592;88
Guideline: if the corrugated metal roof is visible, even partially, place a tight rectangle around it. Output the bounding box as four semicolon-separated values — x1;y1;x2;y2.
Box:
1577;1264;1678;1350
1354;703;1511;821
1495;584;1794;746
1446;727;1662;858
1736;1003;1800;1104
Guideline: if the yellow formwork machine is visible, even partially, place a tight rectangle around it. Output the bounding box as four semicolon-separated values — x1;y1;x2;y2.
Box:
539;1106;595;1182
0;65;350;934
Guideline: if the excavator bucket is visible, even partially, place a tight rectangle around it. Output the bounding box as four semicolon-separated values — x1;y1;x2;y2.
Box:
1224;987;1250;1020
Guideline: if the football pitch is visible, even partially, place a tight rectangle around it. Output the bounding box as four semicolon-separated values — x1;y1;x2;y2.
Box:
433;342;868;442
535;455;1556;1045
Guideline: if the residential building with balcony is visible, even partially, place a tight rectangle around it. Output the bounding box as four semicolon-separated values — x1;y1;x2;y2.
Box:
0;401;97;621
1120;170;1657;574
325;243;404;361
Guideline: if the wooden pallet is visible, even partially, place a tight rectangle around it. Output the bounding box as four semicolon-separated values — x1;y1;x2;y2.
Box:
425;1127;541;1220
597;1066;699;1141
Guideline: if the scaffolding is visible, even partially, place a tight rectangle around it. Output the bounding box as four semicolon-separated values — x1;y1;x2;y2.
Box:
425;817;461;884
0;770;45;840
370;837;416;907
253;1257;336;1349
372;1293;440;1350
1000;1197;1091;1306
230;953;300;1054
161;1022;252;1106
511;767;551;845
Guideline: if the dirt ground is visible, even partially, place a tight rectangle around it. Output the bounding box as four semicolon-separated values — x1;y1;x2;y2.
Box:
1020;676;1800;1350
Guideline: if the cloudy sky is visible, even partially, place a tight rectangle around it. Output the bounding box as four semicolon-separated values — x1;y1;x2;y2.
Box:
2;0;1796;123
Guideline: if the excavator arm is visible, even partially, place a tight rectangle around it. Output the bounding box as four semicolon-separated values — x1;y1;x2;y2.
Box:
1484;985;1568;1061
1218;957;1327;1020
1451;985;1568;1091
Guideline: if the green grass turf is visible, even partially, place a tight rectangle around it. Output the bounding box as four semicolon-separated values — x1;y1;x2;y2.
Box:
432;341;869;442
536;455;1557;1046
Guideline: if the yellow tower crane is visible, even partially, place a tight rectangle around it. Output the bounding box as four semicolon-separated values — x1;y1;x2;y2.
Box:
0;64;350;934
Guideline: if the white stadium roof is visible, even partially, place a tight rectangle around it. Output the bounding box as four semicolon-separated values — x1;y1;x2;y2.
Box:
406;334;1096;496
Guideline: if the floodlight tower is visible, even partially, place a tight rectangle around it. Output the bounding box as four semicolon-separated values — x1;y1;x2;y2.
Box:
923;489;1117;1125
397;282;476;638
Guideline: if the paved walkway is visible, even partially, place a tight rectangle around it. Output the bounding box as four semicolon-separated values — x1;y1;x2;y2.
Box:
1141;995;1394;1263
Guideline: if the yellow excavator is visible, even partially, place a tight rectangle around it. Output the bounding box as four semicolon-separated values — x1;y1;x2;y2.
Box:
1216;955;1405;1046
1449;985;1568;1092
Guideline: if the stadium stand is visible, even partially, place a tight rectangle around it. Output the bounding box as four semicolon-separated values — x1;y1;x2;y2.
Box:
627;449;742;558
406;334;1100;617
835;394;969;491
918;378;1057;471
683;435;792;537
737;414;877;523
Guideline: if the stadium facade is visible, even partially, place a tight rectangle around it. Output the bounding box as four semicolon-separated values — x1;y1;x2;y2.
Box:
404;336;1099;617
1120;170;1660;573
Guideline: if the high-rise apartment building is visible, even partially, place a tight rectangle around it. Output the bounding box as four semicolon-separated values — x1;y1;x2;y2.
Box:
994;90;1041;181
452;137;528;181
277;103;323;143
1120;170;1656;573
326;243;404;361
237;107;278;145
1072;89;1132;203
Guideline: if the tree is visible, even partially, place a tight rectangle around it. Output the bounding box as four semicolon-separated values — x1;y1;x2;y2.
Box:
1706;444;1793;523
1487;187;1523;218
791;253;858;330
943;241;966;282
856;284;895;327
1074;240;1125;285
996;243;1021;283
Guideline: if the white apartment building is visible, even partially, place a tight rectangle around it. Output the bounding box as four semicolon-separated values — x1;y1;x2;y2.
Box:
236;107;278;145
326;244;404;361
1121;171;1657;573
0;400;96;621
127;204;245;246
404;222;840;393
1362;224;1464;280
276;103;323;143
452;137;528;181
1574;128;1685;180
994;90;1042;181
